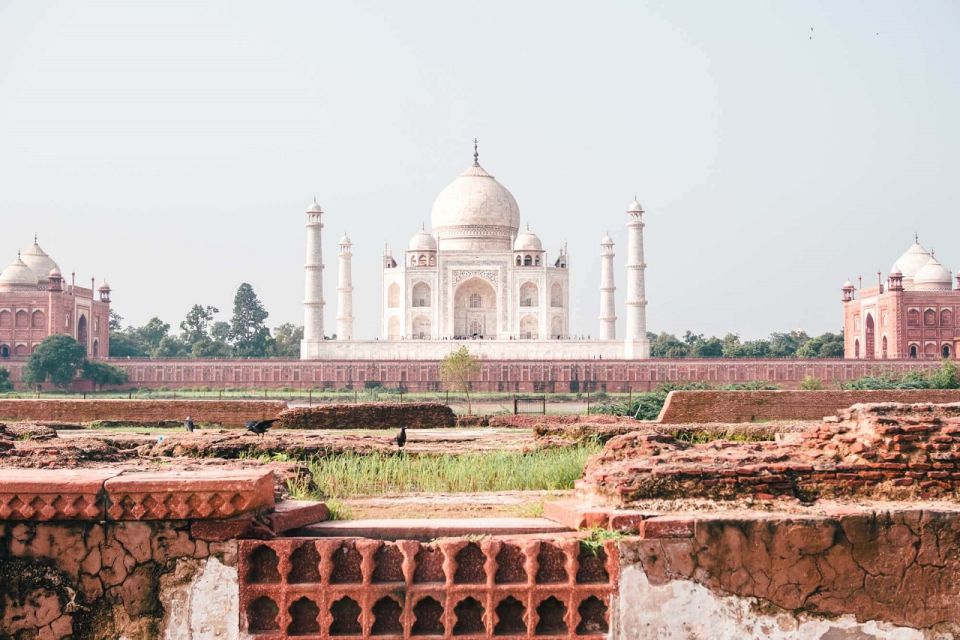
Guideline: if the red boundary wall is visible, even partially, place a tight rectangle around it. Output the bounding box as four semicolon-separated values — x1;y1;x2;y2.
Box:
656;389;960;423
0;358;944;392
0;399;286;427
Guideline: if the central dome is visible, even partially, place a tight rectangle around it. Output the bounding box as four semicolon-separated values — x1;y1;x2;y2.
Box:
430;163;520;251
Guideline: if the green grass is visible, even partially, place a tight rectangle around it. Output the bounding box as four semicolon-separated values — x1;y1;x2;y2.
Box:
297;445;600;499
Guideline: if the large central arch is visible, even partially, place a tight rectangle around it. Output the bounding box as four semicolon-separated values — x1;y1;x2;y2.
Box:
453;277;497;338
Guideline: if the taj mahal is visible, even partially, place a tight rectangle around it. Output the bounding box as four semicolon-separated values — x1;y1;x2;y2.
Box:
300;143;650;360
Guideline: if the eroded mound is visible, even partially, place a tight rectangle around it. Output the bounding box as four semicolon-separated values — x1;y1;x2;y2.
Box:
580;402;960;506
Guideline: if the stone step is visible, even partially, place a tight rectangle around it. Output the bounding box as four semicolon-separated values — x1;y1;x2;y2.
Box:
293;517;571;540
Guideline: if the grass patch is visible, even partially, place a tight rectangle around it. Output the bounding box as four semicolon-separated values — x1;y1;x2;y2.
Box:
579;527;624;556
324;499;354;521
301;445;600;499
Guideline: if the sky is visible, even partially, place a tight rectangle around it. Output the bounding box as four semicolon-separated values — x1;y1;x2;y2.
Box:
1;1;958;340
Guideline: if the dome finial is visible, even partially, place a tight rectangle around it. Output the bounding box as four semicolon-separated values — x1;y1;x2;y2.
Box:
915;232;919;243
473;137;479;166
33;233;38;245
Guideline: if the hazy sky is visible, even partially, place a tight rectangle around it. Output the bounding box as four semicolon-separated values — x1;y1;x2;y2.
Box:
1;1;958;340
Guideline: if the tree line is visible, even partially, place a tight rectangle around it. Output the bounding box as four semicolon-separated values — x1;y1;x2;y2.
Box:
646;330;844;359
109;283;305;359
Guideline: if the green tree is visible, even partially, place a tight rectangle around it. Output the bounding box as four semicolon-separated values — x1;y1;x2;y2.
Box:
272;323;303;358
928;359;960;389
22;335;87;388
210;321;230;343
439;346;481;414
134;317;171;354
180;305;219;346
228;283;274;357
0;367;12;392
768;331;809;358
796;332;844;358
648;332;689;358
108;310;124;332
82;360;128;390
153;335;190;358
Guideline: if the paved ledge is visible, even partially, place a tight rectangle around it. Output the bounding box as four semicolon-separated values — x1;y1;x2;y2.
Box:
296;517;571;540
0;467;275;521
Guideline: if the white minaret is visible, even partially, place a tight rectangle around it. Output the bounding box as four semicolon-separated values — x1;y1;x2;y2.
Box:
336;232;354;340
302;199;325;351
599;232;616;340
624;198;650;358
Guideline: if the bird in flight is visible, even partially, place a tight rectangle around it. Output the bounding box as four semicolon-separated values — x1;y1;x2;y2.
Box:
395;425;407;449
246;419;278;438
184;416;195;433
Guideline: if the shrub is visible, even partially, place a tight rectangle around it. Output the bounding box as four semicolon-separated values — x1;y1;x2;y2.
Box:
0;367;12;392
800;376;824;391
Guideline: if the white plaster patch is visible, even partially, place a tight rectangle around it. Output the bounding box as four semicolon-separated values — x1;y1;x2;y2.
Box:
612;565;952;640
161;556;239;640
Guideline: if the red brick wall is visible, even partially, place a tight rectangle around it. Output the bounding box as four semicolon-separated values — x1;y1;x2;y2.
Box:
1;358;944;392
0;399;286;427
657;389;960;423
278;403;456;429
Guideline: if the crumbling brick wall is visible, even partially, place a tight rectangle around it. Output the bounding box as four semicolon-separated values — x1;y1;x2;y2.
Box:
0;399;286;427
657;389;960;423
278;402;456;430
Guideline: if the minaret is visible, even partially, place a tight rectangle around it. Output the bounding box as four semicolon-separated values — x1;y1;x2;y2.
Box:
303;199;325;348
624;198;650;358
599;233;616;340
336;232;354;340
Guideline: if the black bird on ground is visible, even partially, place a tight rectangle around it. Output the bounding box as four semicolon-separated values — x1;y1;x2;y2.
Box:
395;425;407;449
245;419;278;438
184;417;195;433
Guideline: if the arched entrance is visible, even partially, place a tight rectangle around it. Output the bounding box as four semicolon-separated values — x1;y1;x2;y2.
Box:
454;278;497;339
864;314;875;359
77;315;88;347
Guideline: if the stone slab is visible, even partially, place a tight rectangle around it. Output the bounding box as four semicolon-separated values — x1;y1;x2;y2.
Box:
296;517;570;540
264;499;329;533
104;469;275;520
0;468;119;520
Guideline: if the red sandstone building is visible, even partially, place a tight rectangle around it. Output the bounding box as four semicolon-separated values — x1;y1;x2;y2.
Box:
843;239;960;359
0;237;110;360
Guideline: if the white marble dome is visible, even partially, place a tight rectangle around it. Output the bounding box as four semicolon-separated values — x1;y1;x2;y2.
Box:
513;228;542;252
891;242;932;279
431;163;520;251
20;239;59;281
0;255;40;290
408;229;437;252
627;199;644;213
913;256;953;291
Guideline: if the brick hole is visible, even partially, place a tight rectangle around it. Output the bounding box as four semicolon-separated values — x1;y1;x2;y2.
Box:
247;595;279;633
535;543;568;584
494;543;527;584
373;543;405;583
576;596;608;635
494;596;526;635
288;542;321;584
330;541;363;584
413;545;445;583
246;545;280;584
412;596;444;635
576;545;609;584
453;542;486;584
535;596;567;635
371;596;403;635
287;596;321;635
453;596;485;635
329;596;362;636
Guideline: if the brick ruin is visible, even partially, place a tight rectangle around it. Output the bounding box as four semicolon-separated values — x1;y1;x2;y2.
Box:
4;401;960;638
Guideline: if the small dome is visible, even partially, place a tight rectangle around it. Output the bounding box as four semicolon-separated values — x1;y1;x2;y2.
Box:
890;266;902;276
891;241;932;279
99;279;111;291
842;280;854;288
914;256;953;291
48;267;62;278
20;239;59;281
408;229;437;252
601;233;614;245
339;233;352;245
306;199;323;213
513;227;543;252
0;255;40;290
627;199;644;213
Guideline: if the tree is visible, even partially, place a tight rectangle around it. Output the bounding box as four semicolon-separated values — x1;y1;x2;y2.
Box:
153;335;190;358
135;317;171;353
0;367;12;392
439;346;481;415
228;283;274;357
796;332;844;358
272;323;303;357
22;335;87;388
108;310;124;332
649;332;689;358
180;304;219;346
82;360;128;390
